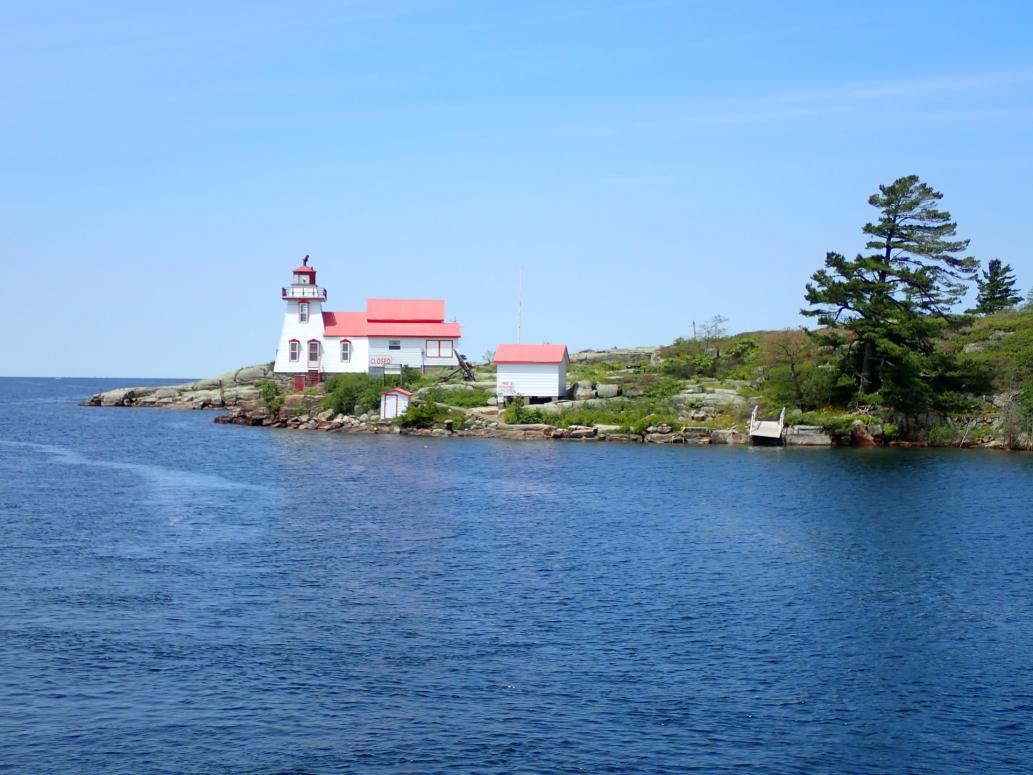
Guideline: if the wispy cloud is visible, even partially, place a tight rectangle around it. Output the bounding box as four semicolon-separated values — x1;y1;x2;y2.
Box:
776;72;1033;104
552;70;1033;138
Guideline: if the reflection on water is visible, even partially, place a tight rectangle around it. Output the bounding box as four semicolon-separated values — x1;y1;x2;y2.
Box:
1;377;1033;773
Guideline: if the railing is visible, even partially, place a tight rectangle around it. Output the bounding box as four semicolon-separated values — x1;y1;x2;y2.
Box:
748;405;787;439
282;286;327;300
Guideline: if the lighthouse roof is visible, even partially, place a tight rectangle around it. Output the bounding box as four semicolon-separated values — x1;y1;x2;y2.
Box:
293;264;316;274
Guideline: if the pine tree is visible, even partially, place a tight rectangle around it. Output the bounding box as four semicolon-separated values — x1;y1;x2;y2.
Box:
803;175;977;400
969;259;1021;315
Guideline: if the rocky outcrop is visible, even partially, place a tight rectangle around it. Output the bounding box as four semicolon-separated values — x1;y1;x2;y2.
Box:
570;347;659;365
709;428;748;445
670;384;750;420
784;425;834;446
82;363;284;409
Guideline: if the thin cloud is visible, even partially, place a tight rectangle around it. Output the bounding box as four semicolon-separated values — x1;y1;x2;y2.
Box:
777;71;1033;104
551;70;1033;138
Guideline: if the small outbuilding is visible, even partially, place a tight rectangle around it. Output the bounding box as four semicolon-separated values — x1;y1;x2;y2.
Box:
380;387;412;419
494;344;569;400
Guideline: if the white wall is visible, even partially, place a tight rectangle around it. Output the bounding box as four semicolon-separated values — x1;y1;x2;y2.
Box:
321;337;370;374
275;310;461;375
273;299;325;373
368;337;459;370
380;391;411;418
496;361;567;398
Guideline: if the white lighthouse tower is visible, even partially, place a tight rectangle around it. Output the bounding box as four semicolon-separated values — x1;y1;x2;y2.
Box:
273;256;327;386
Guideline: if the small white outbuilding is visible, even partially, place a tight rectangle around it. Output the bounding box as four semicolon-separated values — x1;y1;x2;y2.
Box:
494;344;569;400
380;387;412;419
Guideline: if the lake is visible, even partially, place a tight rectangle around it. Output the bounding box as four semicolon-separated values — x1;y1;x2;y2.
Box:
1;377;1032;773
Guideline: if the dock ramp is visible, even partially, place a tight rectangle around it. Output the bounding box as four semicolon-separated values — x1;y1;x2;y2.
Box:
748;406;786;445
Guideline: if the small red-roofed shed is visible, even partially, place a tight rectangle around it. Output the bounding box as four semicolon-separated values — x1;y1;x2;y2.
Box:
380;387;413;419
494;344;569;399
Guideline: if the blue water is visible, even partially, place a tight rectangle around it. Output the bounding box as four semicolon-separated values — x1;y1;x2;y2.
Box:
2;378;1033;773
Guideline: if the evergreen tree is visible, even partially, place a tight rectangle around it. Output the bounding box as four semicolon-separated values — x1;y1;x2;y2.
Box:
803;175;977;401
969;259;1021;314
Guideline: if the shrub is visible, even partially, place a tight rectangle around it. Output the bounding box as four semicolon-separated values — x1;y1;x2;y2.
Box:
323;374;384;416
398;400;443;428
503;396;549;424
256;380;284;414
420;386;491;408
397;400;466;429
787;409;856;436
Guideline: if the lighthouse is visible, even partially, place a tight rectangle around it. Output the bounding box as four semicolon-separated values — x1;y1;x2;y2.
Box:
272;255;464;385
273;256;328;386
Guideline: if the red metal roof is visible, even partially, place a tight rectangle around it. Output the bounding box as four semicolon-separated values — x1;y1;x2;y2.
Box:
322;311;368;336
366;321;461;337
381;388;413;396
322;310;460;338
494;344;568;364
366;298;445;322
293;265;316;274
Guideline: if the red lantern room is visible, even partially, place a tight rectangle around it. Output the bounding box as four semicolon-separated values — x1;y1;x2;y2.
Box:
282;255;327;301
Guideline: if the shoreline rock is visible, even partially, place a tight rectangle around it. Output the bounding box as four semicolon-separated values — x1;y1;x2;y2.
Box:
82;364;1025;451
81;363;285;410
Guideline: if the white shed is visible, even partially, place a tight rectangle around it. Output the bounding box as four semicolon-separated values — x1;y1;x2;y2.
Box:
380;388;412;419
494;344;569;399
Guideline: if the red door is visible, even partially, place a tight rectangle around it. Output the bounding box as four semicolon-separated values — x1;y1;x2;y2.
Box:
293;375;305;392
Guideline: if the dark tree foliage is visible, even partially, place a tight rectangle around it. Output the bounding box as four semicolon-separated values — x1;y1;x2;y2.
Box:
969;259;1022;315
803;175;977;406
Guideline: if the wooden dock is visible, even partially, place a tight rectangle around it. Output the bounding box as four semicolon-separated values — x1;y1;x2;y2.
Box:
748;406;786;445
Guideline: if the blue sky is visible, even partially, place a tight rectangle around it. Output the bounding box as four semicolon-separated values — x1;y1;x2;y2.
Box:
2;0;1031;377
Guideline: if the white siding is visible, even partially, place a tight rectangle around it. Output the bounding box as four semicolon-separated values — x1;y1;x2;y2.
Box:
380;391;411;418
496;360;567;398
322;337;369;374
367;337;460;370
273;299;326;373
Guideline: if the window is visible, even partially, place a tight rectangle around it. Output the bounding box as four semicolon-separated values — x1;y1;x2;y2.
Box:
388;340;401;351
426;339;454;358
340;340;351;362
299;302;309;323
289;341;300;362
308;341;320;362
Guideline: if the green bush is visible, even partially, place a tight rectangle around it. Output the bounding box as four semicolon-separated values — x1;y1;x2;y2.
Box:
926;424;964;445
397;400;466;429
398;400;443;428
788;409;857;436
256;380;284;414
420;386;491;407
323;374;384;416
503;396;548;424
502;396;681;433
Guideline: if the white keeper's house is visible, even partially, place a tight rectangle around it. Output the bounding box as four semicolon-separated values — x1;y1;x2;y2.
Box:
273;257;461;388
494;343;569;400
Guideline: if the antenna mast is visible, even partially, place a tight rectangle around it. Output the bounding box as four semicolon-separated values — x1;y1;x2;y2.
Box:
517;268;523;344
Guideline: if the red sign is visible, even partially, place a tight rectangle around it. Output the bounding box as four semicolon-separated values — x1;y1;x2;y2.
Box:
370;356;394;366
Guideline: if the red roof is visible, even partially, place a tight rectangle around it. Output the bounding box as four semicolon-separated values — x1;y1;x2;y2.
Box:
366;321;461;337
322;308;460;338
322;311;367;336
366;298;445;322
494;344;568;364
293;265;316;274
381;388;413;396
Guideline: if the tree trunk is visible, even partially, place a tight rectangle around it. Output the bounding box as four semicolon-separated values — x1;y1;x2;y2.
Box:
860;339;876;394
